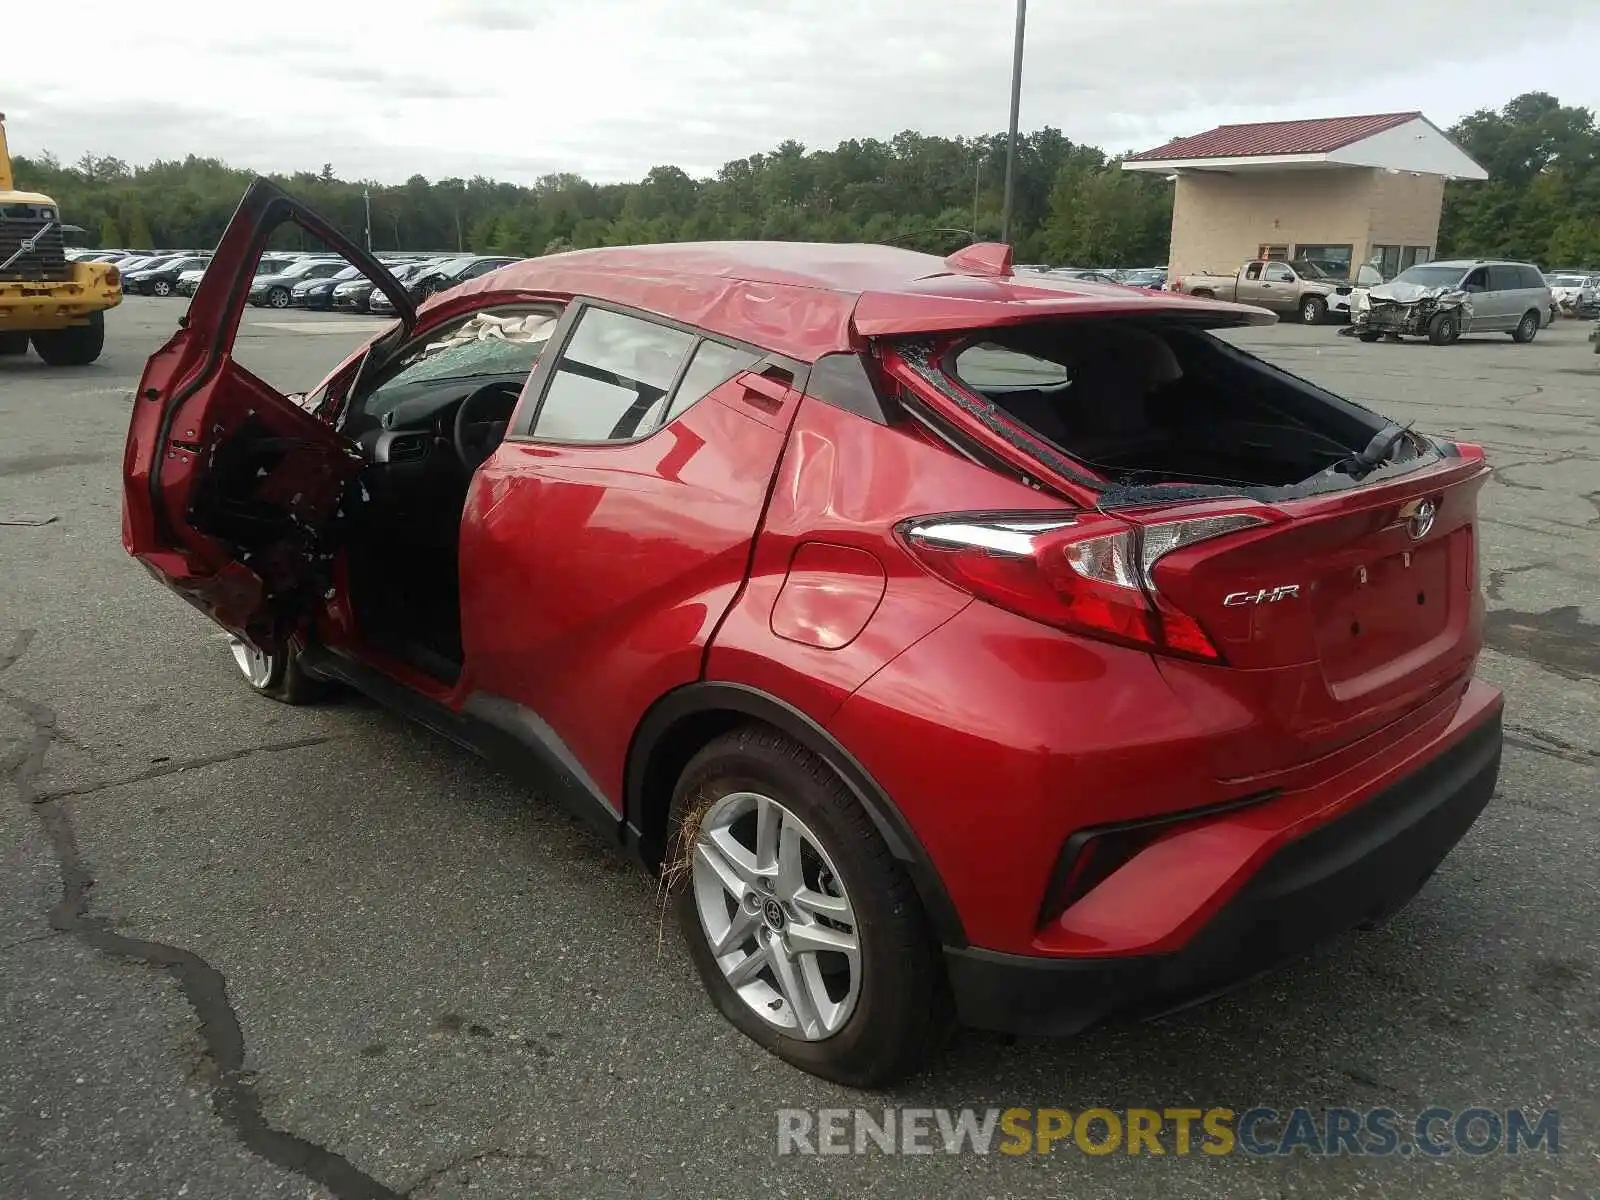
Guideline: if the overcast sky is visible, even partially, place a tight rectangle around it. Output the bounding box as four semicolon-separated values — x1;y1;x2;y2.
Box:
7;1;1598;184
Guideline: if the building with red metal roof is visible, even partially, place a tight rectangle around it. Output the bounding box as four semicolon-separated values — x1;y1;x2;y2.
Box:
1122;113;1488;284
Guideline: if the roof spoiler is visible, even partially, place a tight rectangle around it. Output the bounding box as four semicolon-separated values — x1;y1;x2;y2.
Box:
943;242;1013;278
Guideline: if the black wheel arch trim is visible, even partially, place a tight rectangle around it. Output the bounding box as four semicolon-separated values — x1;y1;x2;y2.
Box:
624;681;968;947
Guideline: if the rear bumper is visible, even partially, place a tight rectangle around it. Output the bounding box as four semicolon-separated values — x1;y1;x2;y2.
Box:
945;700;1502;1036
0;273;122;329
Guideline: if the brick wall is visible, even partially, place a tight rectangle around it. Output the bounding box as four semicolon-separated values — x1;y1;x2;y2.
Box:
1165;166;1443;281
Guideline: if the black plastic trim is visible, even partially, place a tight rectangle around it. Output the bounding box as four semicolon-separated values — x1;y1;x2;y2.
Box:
803;352;895;425
1038;788;1281;928
298;645;622;842
625;681;968;947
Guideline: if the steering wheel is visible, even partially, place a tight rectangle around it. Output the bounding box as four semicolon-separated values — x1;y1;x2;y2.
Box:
452;381;521;471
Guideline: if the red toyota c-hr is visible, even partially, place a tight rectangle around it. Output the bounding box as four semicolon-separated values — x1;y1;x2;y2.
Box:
124;180;1502;1086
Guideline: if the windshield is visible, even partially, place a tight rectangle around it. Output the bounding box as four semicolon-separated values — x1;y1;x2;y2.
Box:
1289;259;1338;281
1391;264;1468;288
331;265;363;281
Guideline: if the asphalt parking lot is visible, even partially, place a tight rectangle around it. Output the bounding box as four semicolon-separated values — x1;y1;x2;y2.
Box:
2;296;1597;1199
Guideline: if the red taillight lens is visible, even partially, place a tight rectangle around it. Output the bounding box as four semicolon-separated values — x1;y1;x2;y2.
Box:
899;510;1267;662
105;266;120;286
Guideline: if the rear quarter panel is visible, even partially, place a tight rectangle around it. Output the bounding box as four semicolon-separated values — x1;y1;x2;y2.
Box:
705;396;1051;724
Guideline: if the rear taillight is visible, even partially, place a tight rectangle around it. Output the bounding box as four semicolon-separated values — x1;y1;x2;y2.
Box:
899;510;1267;661
105;267;119;286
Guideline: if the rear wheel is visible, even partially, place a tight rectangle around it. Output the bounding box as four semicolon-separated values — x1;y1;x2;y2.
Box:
30;312;105;366
1512;310;1540;343
152;279;172;297
1427;311;1458;346
668;726;950;1087
0;331;29;356
1299;295;1328;325
227;636;327;704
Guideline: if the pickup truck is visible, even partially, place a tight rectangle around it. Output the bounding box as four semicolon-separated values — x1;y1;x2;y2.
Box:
1171;260;1364;324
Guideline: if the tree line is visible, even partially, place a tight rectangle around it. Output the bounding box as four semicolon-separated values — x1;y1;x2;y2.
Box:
13;92;1598;269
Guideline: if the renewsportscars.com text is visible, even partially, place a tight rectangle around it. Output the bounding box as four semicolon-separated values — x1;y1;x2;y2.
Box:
776;1106;1561;1157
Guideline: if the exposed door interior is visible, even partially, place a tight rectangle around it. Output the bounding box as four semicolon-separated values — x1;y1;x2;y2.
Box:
330;304;562;681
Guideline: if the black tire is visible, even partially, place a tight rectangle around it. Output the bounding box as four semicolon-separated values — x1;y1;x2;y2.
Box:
227;636;328;704
1427;311;1458;346
1511;310;1540;343
30;311;105;366
152;279;172;296
1357;330;1381;343
0;331;29;356
267;286;291;309
667;725;951;1087
1299;295;1328;325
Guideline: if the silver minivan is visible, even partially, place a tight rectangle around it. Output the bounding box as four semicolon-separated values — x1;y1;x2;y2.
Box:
1351;259;1552;345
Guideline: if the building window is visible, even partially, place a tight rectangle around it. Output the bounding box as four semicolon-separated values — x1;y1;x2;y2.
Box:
1369;245;1403;281
1291;244;1354;280
1401;246;1432;270
1258;244;1290;261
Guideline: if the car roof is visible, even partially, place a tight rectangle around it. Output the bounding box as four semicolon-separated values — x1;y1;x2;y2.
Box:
447;241;1268;363
1426;258;1536;269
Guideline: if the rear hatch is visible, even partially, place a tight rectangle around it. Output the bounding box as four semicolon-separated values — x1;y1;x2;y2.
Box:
876;306;1490;782
1126;463;1486;778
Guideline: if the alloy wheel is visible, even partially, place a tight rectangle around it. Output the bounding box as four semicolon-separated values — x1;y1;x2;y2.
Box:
154;280;171;296
228;637;275;688
690;790;860;1040
269;289;290;309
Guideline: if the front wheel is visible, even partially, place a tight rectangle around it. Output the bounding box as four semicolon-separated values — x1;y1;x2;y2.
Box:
668;726;950;1087
267;286;291;309
1427;311;1458;346
152;279;172;297
227;636;327;704
30;311;105;366
1512;310;1540;343
1299;295;1328;325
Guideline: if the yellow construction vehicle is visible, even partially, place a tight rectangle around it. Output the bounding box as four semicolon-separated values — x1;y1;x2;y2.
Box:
0;112;121;365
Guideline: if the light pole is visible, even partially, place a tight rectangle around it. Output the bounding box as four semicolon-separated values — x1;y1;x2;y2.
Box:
1000;0;1027;246
363;186;372;252
972;149;982;243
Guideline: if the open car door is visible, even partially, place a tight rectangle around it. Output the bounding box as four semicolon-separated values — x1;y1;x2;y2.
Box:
122;177;416;647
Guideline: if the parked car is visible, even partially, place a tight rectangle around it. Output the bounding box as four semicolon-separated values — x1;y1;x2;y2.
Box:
123;178;1503;1087
177;255;296;298
292;263;375;311
1544;272;1598;318
1172;259;1365;324
247;257;345;309
1347;260;1552;345
1118;268;1168;291
407;255;521;300
124;255;211;296
333;259;437;312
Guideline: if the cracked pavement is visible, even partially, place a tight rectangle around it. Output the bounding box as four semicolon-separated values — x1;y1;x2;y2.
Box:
1;298;1597;1198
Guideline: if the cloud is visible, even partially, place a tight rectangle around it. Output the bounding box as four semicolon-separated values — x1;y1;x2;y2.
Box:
6;0;1598;184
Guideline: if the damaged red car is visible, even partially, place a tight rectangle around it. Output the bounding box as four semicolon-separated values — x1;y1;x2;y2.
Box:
123;179;1503;1086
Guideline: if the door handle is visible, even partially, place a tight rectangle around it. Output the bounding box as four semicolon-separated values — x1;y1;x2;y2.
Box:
736;370;791;411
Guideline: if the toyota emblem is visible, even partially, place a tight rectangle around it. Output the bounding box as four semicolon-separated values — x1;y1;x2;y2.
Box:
1406;499;1437;540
